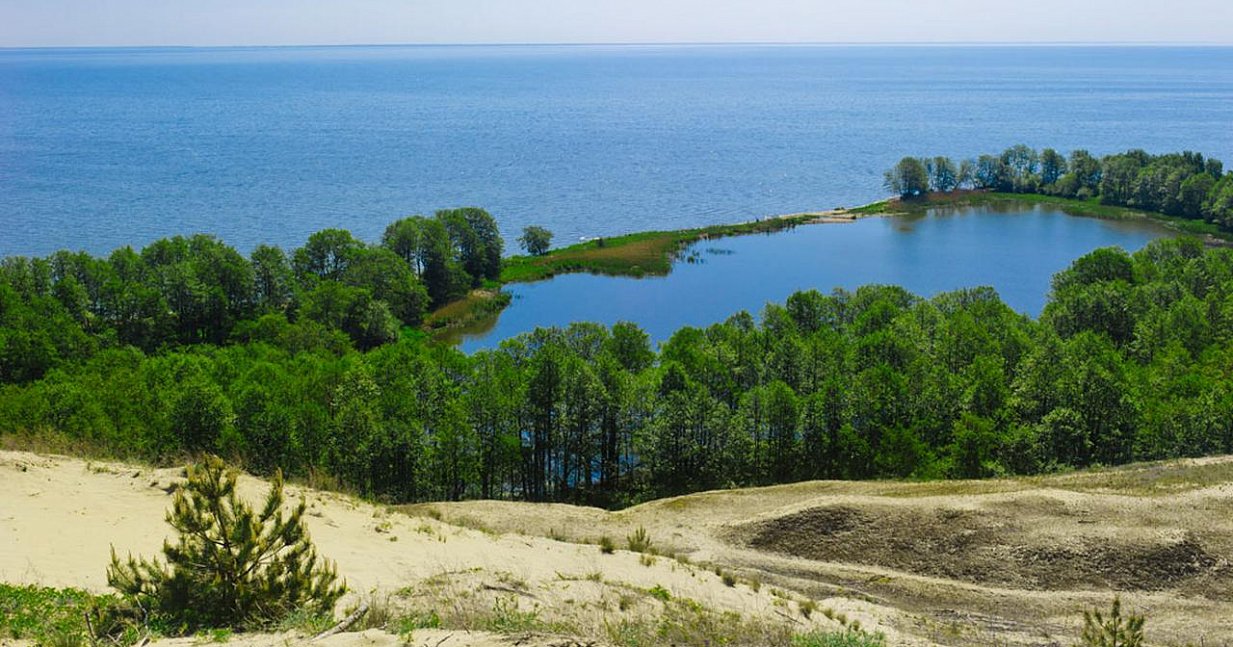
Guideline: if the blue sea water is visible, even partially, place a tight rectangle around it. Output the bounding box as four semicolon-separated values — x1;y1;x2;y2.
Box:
1;45;1232;258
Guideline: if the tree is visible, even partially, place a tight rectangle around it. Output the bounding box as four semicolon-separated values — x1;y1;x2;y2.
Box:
1040;148;1068;187
519;226;554;256
1172;172;1212;220
419;218;466;307
1077;597;1145;647
973;154;1009;190
382;216;429;275
437;207;503;282
1000;145;1040;192
436;208;496;288
107;455;345;632
928;156;959;193
1100;154;1144;206
1205;174;1233;228
250;245;294;313
293;229;364;283
883;157;929;198
342;247;429;325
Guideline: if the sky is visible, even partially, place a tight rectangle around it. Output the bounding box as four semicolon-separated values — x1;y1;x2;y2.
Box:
1;0;1231;48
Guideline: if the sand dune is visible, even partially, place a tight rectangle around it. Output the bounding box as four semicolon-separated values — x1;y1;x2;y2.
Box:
4;450;1232;646
0;451;891;646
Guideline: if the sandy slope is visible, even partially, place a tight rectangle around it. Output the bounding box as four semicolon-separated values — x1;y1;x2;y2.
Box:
5;450;1232;646
411;458;1233;646
0;451;900;647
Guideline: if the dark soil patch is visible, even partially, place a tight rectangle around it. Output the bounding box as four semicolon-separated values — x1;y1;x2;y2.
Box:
736;504;1222;591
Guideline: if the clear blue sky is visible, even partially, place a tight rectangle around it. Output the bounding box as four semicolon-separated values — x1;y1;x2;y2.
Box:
2;0;1231;47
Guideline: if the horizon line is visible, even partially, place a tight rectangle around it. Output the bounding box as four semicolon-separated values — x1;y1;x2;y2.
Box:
3;40;1233;51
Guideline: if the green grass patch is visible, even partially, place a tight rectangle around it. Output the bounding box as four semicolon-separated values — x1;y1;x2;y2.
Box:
792;628;886;647
424;289;514;343
499;212;838;284
845;200;893;215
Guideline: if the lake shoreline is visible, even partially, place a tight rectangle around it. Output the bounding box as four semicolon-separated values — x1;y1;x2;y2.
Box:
427;206;876;340
428;191;1213;343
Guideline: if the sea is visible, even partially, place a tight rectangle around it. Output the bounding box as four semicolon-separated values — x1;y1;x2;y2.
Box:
2;45;1233;259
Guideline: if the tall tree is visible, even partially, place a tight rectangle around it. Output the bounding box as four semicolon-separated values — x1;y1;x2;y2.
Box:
883;157;929;198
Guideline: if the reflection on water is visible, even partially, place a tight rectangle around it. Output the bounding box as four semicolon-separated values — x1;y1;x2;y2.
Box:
458;205;1172;352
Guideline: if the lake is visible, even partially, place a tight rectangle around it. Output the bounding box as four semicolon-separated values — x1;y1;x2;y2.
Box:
456;204;1172;352
2;45;1232;258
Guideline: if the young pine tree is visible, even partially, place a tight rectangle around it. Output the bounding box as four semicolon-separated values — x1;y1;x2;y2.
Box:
1077;596;1145;647
107;455;345;632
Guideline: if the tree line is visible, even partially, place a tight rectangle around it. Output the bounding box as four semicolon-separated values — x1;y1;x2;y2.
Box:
885;145;1233;229
4;227;1233;506
0;208;506;383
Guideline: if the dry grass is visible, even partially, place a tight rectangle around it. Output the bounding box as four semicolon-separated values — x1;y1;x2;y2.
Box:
414;456;1233;646
9;451;1233;647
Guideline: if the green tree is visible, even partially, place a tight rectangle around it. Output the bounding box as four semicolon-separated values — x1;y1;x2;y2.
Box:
973;154;1009;190
293;229;363;283
1040;147;1067;187
419;218;466;307
1077;597;1145;647
382;216;429;274
438;207;503;282
1204;174;1233;228
343;247;429;325
519;226;554;256
1178;172;1215;219
170;379;235;455
928;156;959;193
107;455;345;632
1000;144;1040;192
883;157;929;198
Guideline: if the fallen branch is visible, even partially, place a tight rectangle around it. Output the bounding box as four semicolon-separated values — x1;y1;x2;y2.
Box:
773;609;802;625
311;602;369;642
481;583;539;599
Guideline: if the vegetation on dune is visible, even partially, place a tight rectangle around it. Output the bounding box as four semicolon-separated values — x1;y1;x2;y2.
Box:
107;455;345;633
0;584;139;647
1078;597;1146;647
6;233;1233;508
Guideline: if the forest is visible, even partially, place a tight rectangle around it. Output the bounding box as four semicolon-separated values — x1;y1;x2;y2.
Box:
884;146;1233;229
4;196;1233;506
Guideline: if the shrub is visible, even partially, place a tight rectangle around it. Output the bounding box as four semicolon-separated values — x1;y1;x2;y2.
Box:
647;585;671;602
107;455;346;632
1077;596;1145;647
626;526;653;553
598;536;616;554
0;584;137;647
792;628;886;647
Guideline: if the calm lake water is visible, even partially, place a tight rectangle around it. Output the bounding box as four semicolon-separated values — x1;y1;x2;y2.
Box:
2;45;1232;258
457;205;1171;352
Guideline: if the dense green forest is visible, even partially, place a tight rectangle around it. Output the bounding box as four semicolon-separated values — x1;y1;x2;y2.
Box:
4;202;1233;505
884;146;1233;229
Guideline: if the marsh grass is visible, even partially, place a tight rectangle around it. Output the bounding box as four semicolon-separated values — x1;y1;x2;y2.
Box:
499;212;828;284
